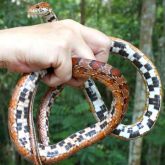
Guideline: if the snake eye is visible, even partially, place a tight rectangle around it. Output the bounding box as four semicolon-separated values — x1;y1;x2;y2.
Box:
36;5;39;9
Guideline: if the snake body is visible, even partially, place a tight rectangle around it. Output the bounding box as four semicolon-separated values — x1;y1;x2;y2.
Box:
32;2;162;143
9;58;128;164
38;37;162;145
93;37;162;139
8;2;162;164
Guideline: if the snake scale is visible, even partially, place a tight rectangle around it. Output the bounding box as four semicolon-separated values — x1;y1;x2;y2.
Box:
9;58;129;164
30;2;162;142
8;2;162;165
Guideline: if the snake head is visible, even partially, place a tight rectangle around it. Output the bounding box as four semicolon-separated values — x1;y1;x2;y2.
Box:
28;2;52;17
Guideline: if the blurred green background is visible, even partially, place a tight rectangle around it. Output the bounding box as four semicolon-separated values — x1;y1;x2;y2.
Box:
0;0;164;165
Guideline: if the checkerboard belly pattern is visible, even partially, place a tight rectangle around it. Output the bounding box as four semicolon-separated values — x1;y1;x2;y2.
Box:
8;58;128;164
37;77;116;146
85;39;162;139
37;39;162;142
110;40;161;139
8;2;162;164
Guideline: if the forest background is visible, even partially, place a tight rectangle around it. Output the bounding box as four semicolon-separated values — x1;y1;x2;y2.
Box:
0;0;164;165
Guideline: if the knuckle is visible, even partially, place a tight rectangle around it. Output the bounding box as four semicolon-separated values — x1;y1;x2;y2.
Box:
103;37;111;50
62;19;80;32
56;40;68;50
101;48;109;56
61;74;72;82
55;31;73;50
63;19;77;25
104;36;112;50
63;28;74;39
99;37;111;56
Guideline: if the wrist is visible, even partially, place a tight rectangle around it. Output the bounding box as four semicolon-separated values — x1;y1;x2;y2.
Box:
0;29;9;68
0;28;24;69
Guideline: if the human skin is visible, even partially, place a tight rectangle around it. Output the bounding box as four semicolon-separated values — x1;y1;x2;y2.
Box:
0;19;111;87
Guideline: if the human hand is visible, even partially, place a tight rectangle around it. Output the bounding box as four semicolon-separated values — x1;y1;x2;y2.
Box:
0;19;111;87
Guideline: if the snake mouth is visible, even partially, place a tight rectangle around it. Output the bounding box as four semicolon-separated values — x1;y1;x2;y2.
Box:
28;9;52;18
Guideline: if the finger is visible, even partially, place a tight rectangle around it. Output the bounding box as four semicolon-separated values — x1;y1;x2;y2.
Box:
72;37;96;60
66;78;85;87
70;39;96;86
95;49;109;63
80;25;111;62
43;52;72;87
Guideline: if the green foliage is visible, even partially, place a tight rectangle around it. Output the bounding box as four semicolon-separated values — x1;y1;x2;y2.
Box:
0;0;164;165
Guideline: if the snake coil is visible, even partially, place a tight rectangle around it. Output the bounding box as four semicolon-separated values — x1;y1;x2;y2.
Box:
8;2;162;165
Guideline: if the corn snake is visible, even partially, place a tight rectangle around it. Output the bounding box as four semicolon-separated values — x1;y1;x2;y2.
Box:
8;2;162;165
32;2;162;142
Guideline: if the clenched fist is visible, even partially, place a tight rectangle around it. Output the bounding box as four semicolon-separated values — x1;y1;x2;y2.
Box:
0;19;111;87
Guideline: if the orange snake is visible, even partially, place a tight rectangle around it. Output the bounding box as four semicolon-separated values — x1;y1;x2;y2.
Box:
8;2;162;165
